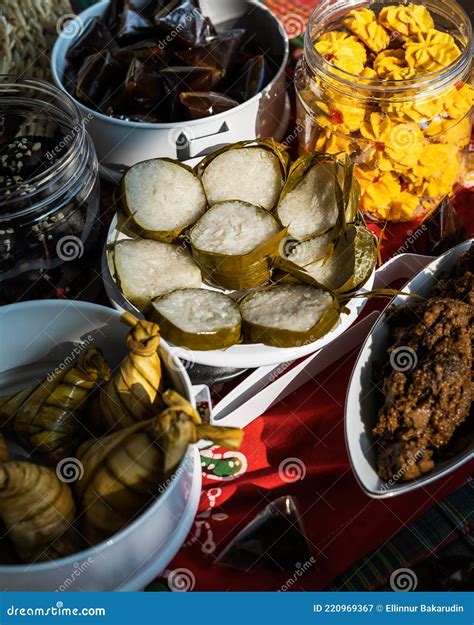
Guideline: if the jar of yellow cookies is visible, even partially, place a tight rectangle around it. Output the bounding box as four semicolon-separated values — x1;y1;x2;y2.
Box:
295;0;473;222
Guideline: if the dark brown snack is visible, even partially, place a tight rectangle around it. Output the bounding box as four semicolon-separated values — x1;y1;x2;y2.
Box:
179;92;240;119
63;0;272;122
373;298;472;482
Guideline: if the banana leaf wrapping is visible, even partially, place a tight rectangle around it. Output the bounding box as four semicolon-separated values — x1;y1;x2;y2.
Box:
275;153;360;240
148;289;242;351
196;138;290;207
0;434;9;463
0;461;79;563
277;224;377;296
118;158;207;243
0;348;110;466
98;313;162;432
77;390;243;544
190;204;287;291
240;285;341;348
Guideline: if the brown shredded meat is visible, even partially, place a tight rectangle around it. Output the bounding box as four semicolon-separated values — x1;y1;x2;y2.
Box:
373;298;472;482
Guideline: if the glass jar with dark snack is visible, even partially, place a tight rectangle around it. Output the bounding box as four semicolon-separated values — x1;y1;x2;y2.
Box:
0;77;101;304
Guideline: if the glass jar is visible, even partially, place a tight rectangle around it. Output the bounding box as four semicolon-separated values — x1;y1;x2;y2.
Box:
0;77;101;303
295;0;473;222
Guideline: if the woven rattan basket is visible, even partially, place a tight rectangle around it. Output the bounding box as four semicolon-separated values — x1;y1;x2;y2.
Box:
0;0;73;80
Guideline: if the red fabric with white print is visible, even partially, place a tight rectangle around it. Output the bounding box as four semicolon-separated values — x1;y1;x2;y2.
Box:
162;187;474;590
160;0;474;592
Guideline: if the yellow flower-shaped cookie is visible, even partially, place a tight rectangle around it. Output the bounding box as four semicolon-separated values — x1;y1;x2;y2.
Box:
374;49;417;80
343;8;390;52
315;99;366;134
315;31;367;75
360;112;424;170
440;83;474;120
378;4;434;37
410;142;458;179
313;128;356;155
389;191;421;221
405;29;461;73
415;159;460;199
356;166;402;218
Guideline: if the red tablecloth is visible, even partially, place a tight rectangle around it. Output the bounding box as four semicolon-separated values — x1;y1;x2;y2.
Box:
163;188;473;590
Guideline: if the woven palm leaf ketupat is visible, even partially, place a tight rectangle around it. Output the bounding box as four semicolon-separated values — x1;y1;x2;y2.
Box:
0;460;79;563
98;313;163;432
0;0;72;80
0;348;110;466
77;390;243;544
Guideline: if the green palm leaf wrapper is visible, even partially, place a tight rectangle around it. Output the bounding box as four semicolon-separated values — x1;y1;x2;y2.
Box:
189;200;287;291
148;289;242;351
0;348;110;465
0;447;80;563
278;224;378;296
76;390;243;545
98;313;162;432
118;158;207;243
240;284;341;348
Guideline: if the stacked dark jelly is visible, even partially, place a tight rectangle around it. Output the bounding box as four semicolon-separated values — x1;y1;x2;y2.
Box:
64;0;271;122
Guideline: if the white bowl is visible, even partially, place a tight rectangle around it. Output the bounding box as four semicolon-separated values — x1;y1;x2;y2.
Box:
346;239;474;498
0;300;201;591
51;0;290;182
103;215;376;369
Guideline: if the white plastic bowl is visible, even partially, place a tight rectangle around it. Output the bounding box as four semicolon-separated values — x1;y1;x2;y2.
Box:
346;239;474;498
0;300;201;591
51;0;290;182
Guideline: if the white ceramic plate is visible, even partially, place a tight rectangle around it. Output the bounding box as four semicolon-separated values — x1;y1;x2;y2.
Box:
103;215;375;369
0;300;201;591
345;239;474;499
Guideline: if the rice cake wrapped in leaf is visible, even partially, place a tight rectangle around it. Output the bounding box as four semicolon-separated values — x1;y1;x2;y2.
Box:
149;288;242;350
276;154;360;239
119;158;207;243
280;224;377;294
189;200;285;291
111;238;202;310
197;139;290;210
0;348;110;466
77;390;243;544
0;461;79;563
240;284;340;348
98;313;162;432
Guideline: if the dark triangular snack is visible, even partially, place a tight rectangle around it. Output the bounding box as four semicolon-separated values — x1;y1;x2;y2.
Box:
154;0;214;48
66;17;116;62
216;496;313;571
